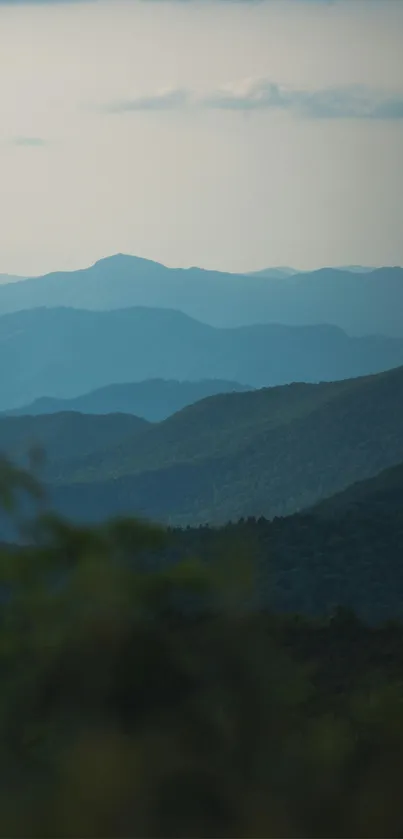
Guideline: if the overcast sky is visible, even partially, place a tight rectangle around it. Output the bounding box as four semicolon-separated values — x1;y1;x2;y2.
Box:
1;0;402;275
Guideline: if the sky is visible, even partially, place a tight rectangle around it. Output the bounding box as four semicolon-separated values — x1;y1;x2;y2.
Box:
0;0;403;276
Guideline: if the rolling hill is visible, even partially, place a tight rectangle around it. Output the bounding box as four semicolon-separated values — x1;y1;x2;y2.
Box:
313;461;403;517
1;381;403;624
166;467;403;623
7;379;253;422
2;437;403;626
34;364;403;527
2;305;403;412
0;253;401;336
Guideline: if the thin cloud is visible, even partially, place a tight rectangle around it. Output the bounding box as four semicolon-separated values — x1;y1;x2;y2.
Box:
103;89;191;114
102;80;403;120
0;0;340;4
11;136;48;147
205;80;403;119
0;0;97;3
0;0;99;4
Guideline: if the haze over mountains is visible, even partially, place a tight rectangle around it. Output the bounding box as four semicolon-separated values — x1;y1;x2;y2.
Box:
0;254;401;336
1;249;401;630
7;379;253;423
246;266;300;279
0;411;149;468
0;274;24;285
2;369;403;625
3;364;399;529
1;250;402;542
1;253;403;636
333;265;375;274
246;265;374;279
2;304;403;412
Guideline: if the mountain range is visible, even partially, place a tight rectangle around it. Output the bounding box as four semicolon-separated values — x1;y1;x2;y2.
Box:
6;379;252;422
2;398;403;625
2;305;403;412
1;360;403;624
1;363;399;528
0;254;401;336
1;251;402;594
247;265;374;279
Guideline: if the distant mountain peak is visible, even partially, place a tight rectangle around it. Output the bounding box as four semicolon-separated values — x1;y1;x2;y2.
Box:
92;253;166;270
0;255;402;338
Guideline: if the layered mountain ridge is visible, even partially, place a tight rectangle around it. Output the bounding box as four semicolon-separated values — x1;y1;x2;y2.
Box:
0;253;401;336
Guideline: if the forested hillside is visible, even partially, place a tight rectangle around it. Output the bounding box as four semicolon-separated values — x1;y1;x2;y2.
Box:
166;476;403;624
314;462;403;517
37;365;403;526
0;412;149;470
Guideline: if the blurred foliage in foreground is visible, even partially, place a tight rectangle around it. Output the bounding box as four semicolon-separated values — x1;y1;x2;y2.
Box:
1;456;403;837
